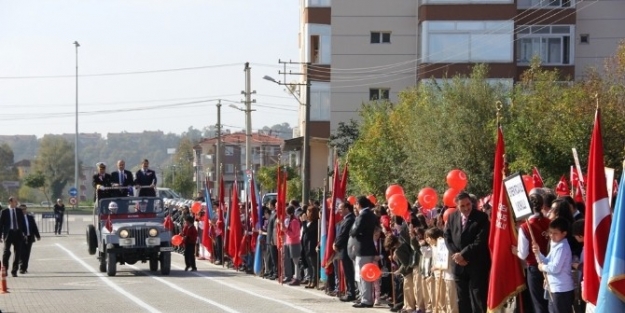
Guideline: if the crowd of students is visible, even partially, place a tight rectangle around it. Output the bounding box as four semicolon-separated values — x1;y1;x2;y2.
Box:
163;186;585;313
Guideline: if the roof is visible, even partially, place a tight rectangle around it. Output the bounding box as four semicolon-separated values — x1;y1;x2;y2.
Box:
14;159;31;167
198;132;284;146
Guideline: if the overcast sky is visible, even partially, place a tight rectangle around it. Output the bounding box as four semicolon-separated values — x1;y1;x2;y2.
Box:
0;1;300;138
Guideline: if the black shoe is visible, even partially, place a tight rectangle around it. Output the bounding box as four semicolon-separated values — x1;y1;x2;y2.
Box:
269;276;276;280
353;303;373;308
11;271;17;277
19;270;25;274
185;266;190;271
191;268;197;271
340;295;356;302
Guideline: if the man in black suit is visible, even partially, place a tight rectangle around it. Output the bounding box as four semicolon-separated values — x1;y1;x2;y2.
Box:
444;192;491;313
18;204;40;274
350;196;378;308
0;197;26;277
53;198;65;235
265;199;278;279
135;159;157;197
110;159;134;197
333;201;356;302
92;162;112;201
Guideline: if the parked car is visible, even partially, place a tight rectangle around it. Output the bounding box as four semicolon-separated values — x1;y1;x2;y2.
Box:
41;201;52;207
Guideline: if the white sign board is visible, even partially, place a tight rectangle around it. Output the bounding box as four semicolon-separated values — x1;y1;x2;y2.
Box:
504;173;533;221
606;167;615;208
433;237;449;270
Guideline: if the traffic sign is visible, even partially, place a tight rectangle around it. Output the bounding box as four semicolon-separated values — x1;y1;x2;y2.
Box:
69;197;77;205
69;187;78;197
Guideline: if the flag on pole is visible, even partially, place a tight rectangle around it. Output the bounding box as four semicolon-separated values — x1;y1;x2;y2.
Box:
489;126;505;252
251;172;264;275
596;169;625;311
201;180;214;259
571;165;579;191
532;166;544;188
319;186;328;282
582;108;612;305
487;146;526;311
323;160;345;275
228;177;244;268
555;175;570;196
204;178;213;220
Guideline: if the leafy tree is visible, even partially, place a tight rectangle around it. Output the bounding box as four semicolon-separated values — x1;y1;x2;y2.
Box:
23;171;51;206
162;137;195;198
256;165;299;193
32;135;75;200
0;143;18;200
329;120;359;157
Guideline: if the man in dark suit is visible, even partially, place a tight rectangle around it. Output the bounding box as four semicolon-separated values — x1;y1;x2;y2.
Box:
18;204;40;274
265;199;278;279
0;197;26;277
135;159;157;197
333;201;356;302
53;198;65;235
110;159;134;197
350;196;378;308
445;191;491;313
92;162;112;201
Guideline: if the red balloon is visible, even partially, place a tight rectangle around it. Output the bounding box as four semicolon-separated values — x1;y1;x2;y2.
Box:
443;188;461;207
171;234;184;246
360;263;382;282
385;184;404;200
522;175;534;193
367;194;377;205
388;194;408;216
347;195;357;205
446;169;468;190
443;207;457;224
191;201;202;214
418;187;439;210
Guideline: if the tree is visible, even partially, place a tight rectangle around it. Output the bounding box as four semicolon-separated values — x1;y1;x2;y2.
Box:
162;137;195;198
23;171;51;205
256;165;299;193
329;120;359;157
0;143;18;200
32;135;75;201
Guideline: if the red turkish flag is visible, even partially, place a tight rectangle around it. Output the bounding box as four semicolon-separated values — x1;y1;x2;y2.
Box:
488;126;505;252
532;167;544;188
582;108;612;305
555;175;570;196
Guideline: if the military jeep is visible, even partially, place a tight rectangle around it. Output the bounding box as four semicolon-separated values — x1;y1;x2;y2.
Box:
86;196;173;276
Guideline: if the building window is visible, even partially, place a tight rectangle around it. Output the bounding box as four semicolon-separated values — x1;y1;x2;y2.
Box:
311;35;320;64
580;34;589;44
517;0;573;8
369;88;390;100
423;21;513;63
224;164;234;174
516;25;574;65
371;32;391;44
225;146;234;156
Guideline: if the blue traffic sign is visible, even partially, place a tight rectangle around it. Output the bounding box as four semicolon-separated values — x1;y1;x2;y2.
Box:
68;187;78;197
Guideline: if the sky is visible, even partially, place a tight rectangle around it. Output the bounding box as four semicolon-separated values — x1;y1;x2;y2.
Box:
0;1;301;138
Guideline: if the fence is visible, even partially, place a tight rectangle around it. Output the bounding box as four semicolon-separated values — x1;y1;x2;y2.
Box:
35;212;69;234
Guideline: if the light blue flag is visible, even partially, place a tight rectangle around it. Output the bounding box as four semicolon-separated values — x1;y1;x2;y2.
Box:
319;188;328;282
597;172;625;311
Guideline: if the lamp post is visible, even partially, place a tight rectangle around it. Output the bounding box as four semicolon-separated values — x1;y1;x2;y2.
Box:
73;41;80;201
263;67;311;204
229;104;255;173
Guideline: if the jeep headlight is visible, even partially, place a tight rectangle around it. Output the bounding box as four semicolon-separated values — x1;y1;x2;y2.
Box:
148;228;158;237
119;229;129;238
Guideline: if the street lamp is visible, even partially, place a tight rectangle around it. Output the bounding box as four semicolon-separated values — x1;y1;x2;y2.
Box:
73;41;80;203
263;67;311;204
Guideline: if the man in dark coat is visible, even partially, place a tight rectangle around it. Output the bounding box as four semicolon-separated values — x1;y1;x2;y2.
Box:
18;204;40;274
350;196;378;308
135;159;157;197
0;197;26;277
110;159;134;197
445;191;491;313
92;162;112;201
333;201;356;302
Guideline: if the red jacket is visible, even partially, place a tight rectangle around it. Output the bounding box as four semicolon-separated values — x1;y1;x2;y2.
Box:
182;224;198;245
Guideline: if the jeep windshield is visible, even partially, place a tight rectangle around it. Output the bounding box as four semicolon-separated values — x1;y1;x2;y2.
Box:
98;197;165;216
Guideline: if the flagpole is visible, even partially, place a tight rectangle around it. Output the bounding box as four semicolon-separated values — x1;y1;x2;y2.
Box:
316;178;326;290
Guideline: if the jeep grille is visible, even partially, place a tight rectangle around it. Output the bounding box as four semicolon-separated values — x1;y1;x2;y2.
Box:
130;227;149;247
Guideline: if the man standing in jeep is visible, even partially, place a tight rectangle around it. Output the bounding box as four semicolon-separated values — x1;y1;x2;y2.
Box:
135;159;157;197
92;162;112;201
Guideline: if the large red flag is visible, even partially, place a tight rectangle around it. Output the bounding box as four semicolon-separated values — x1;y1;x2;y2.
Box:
216;174;225;237
487;178;526;310
532;167;544;188
582;108;612;305
489;126;505;252
228;179;244;268
322;160;341;274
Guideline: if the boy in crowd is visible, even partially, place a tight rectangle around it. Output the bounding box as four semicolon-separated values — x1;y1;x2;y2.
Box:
182;215;198;271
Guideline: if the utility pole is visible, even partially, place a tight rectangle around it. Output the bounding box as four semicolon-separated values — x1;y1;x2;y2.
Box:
73;41;80;205
242;62;255;174
216;100;222;196
269;60;311;204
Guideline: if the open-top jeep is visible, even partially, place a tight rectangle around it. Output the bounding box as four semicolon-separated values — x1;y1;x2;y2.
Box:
86;196;173;276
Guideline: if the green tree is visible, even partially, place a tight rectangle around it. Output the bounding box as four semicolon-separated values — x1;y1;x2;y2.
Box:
32;136;75;200
162;138;195;198
256;165;299;193
23;171;51;206
329;120;360;157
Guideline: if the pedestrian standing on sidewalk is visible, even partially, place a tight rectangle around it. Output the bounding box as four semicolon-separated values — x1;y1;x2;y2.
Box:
53;199;65;235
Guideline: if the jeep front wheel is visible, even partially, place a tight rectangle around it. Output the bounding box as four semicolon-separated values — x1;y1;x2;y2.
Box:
99;250;107;273
86;225;97;255
160;252;171;275
107;252;117;276
149;257;158;271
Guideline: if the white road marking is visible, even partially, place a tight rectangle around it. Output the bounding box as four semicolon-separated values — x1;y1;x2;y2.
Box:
127;264;241;313
170;263;316;313
56;243;162;313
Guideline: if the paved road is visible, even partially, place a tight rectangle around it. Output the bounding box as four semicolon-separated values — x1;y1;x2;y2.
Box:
1;215;391;313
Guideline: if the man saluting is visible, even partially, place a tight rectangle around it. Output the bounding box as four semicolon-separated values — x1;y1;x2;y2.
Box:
92;162;112;201
135;159;157;197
